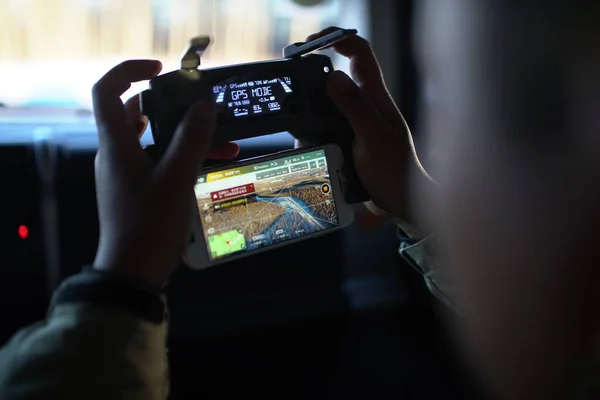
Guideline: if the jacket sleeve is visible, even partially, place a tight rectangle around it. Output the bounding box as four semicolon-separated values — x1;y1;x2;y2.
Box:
0;271;170;400
397;231;461;314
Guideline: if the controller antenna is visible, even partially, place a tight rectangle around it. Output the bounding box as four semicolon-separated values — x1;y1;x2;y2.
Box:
180;36;211;70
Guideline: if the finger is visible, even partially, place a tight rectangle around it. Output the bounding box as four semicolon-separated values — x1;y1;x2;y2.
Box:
307;27;403;128
158;101;216;188
327;71;387;143
124;94;149;140
207;142;240;159
92;59;162;150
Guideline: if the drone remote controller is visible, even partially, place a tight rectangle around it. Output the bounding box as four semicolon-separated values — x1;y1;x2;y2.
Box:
140;28;369;204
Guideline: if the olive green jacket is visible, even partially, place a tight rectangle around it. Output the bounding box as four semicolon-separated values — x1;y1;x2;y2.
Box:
0;237;598;399
0;232;472;400
0;236;442;400
0;271;169;400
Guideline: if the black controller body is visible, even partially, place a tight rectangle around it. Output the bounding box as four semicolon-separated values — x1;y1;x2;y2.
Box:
140;54;369;204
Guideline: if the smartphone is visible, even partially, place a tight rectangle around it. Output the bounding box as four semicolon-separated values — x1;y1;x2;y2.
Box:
185;144;355;269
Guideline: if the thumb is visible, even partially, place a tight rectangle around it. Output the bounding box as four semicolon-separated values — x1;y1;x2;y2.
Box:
158;101;216;186
327;71;385;141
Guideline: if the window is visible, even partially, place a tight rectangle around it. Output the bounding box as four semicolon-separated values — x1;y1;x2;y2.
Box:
0;0;368;110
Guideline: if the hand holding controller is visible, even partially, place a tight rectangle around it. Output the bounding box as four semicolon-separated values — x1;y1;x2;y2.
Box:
140;28;369;204
301;27;437;228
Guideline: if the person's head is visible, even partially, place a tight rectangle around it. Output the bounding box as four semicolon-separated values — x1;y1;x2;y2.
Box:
415;0;600;169
413;2;600;397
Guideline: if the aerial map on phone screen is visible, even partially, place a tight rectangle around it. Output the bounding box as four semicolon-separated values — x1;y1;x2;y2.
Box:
194;149;339;260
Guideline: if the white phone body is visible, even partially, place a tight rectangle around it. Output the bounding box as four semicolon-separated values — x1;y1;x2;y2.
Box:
186;143;355;270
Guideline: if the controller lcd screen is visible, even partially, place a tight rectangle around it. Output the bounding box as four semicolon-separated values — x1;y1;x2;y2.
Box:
194;149;339;261
212;77;292;118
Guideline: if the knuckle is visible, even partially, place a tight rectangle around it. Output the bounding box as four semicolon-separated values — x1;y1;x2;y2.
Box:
357;36;373;50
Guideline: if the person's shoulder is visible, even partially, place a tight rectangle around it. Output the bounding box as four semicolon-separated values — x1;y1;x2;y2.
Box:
0;270;170;399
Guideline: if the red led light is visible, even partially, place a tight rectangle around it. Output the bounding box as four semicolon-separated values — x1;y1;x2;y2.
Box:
18;225;29;240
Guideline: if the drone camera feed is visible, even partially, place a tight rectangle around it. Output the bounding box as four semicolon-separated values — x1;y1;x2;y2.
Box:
194;149;339;260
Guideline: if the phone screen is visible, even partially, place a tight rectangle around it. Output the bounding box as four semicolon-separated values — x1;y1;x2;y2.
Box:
194;148;339;260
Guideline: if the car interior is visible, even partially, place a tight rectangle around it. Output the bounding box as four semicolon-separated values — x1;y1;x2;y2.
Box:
0;0;481;398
